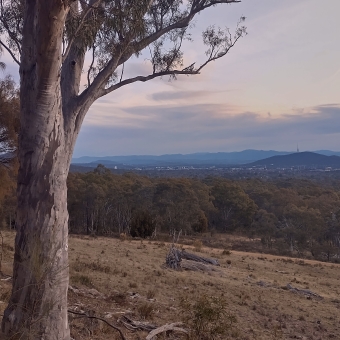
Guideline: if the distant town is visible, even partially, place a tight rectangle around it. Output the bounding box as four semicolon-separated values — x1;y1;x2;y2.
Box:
70;150;340;181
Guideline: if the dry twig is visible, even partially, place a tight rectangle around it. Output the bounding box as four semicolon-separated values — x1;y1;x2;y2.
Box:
68;309;127;340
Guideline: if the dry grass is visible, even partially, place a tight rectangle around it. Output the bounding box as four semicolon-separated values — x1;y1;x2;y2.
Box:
1;230;340;339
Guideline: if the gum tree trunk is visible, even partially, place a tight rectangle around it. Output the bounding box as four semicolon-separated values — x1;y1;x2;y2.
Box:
1;2;80;339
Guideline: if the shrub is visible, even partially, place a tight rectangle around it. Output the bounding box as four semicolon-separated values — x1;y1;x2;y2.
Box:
138;302;154;319
192;213;208;233
119;233;127;241
130;210;155;238
193;239;203;252
222;249;231;255
146;289;156;299
129;282;138;289
180;294;236;340
107;292;127;306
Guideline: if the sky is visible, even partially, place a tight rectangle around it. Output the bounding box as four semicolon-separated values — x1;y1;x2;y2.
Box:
2;0;340;157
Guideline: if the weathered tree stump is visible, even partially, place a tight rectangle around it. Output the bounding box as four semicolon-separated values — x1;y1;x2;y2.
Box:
166;246;182;269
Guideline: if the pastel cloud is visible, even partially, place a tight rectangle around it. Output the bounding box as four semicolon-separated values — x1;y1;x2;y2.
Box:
74;103;340;156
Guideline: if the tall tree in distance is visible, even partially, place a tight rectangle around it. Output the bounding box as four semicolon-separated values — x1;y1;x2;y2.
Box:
0;1;246;338
0;47;18;235
0;75;19;164
0;45;19;164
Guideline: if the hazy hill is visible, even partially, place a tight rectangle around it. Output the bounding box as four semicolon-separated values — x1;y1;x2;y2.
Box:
248;152;340;168
71;150;340;169
71;150;293;167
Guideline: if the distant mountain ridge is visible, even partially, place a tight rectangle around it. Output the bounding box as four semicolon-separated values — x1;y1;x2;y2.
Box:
72;149;340;167
248;152;340;168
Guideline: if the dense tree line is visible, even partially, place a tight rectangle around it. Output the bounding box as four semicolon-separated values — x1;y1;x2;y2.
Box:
66;166;259;237
65;165;340;261
240;178;340;259
1;162;340;261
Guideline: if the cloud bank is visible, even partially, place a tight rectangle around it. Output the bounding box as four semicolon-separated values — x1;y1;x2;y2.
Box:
74;103;340;156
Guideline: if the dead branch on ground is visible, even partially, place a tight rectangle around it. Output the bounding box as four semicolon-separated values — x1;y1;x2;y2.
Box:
119;315;157;332
68;285;106;299
286;283;323;300
68;309;127;340
146;322;188;340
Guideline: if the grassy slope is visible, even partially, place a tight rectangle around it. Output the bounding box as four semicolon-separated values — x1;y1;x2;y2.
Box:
1;231;340;339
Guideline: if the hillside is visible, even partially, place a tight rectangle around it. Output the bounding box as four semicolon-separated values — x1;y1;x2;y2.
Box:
1;231;340;340
248;152;340;169
71;150;340;169
71;150;293;167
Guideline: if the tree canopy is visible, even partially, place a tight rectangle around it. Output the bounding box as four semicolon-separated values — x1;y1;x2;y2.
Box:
0;0;246;101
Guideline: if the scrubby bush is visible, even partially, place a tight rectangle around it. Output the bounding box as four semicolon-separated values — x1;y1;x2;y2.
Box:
180;294;237;339
138;302;154;319
192;213;208;233
130;210;155;238
193;239;203;252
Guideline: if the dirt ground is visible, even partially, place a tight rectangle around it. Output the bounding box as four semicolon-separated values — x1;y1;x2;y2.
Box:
1;231;340;339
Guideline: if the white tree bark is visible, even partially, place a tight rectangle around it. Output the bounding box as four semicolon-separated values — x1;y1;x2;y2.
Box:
1;2;81;338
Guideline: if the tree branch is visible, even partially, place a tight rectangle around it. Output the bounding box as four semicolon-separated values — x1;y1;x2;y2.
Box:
124;15;194;65
99;19;244;98
62;0;103;63
75;0;243;128
119;62;124;83
87;44;96;87
203;0;241;10
0;40;20;66
117;0;241;68
0;0;22;56
79;1;187;103
197;29;244;72
99;68;199;97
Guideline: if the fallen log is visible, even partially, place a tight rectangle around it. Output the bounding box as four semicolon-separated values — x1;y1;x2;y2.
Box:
165;246;219;270
181;259;214;272
146;322;188;340
181;250;220;266
68;285;106;299
286;283;323;300
120;315;157;332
